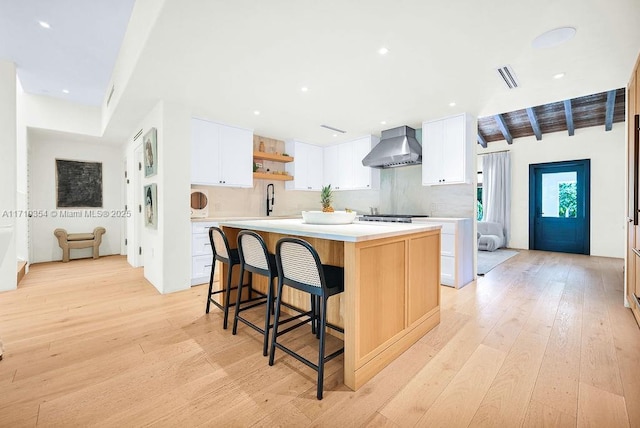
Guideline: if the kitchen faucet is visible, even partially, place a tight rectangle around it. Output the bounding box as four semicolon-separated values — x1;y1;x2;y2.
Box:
266;183;275;216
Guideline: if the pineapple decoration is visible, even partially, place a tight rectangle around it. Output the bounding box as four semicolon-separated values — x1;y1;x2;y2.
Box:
321;184;334;212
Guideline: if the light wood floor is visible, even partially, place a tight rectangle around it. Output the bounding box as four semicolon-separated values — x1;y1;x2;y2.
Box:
0;251;638;427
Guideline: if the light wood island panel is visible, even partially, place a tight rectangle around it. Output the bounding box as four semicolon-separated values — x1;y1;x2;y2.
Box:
220;219;441;390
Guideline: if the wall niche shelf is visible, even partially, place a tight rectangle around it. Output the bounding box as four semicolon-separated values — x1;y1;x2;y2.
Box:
253;172;293;181
253;135;294;181
252;151;294;163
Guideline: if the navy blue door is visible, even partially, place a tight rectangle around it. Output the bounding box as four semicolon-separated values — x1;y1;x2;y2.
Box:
529;159;590;254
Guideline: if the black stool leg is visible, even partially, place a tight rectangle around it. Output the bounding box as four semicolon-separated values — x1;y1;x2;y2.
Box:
310;294;317;335
269;278;285;366
223;263;233;329
232;262;245;335
315;296;321;339
262;274;274;356
205;258;216;314
317;295;328;400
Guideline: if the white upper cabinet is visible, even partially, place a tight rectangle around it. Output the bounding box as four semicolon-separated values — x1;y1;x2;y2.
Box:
323;144;339;188
422;113;474;186
323;135;381;191
191;118;253;187
285;140;324;191
350;136;380;189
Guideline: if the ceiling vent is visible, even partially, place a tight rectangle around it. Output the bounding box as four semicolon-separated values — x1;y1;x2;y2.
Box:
320;124;346;133
106;85;115;107
496;65;519;89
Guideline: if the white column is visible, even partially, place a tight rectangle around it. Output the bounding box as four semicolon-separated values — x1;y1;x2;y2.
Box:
0;61;17;291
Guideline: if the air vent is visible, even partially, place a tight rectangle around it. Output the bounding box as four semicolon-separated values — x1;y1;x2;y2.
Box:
496;65;519;89
320;124;346;133
106;85;115;106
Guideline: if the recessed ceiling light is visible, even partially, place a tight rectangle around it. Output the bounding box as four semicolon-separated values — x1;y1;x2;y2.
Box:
333;134;338;137
532;27;576;49
380;120;386;125
449;102;456;107
38;21;50;29
301;86;308;92
253;110;260;115
62;89;69;94
378;47;389;55
553;72;566;79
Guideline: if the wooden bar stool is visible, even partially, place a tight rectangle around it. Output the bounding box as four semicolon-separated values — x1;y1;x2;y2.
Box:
269;237;344;400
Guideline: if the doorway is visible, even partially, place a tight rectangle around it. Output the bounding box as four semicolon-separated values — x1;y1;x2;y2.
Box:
529;159;590;254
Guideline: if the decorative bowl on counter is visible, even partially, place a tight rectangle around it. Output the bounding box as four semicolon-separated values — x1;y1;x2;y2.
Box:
301;210;357;225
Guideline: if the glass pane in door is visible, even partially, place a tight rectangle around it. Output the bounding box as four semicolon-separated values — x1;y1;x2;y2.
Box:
541;171;577;218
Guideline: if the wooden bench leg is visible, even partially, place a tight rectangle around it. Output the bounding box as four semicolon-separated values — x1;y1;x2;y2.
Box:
62;248;70;263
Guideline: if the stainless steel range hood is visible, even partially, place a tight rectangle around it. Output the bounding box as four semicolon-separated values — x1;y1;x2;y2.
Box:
362;126;422;169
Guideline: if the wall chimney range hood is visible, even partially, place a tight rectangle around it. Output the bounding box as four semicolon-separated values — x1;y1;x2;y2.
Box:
362;125;422;169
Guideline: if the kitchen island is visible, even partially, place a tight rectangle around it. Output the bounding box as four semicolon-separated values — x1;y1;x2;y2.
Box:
218;218;441;390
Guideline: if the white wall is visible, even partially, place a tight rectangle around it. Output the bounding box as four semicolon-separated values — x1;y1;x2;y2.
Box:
0;61;17;292
160;102;191;293
478;124;626;258
24;94;102;137
16;78;28;265
28;132;123;263
125;100;191;294
102;0;166;130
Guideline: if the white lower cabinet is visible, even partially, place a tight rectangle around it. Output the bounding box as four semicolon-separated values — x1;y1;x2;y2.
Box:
414;218;473;288
191;221;219;286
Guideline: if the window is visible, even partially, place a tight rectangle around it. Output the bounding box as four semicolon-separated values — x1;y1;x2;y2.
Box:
558;181;577;217
477;171;483;221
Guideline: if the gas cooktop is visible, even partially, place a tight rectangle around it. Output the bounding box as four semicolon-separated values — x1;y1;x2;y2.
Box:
359;214;430;223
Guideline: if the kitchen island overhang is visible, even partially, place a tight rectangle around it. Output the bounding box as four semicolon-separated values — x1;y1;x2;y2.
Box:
218;219;442;390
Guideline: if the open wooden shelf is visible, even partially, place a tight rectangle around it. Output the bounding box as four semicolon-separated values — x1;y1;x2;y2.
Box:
253;172;293;181
252;151;294;163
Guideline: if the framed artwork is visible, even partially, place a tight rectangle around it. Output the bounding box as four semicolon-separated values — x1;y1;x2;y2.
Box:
55;159;103;208
144;127;157;177
144;183;158;229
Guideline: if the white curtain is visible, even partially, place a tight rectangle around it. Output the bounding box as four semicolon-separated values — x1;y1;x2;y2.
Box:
482;152;511;244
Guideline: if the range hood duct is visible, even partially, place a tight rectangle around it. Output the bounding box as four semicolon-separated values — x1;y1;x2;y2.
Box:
362;125;422;169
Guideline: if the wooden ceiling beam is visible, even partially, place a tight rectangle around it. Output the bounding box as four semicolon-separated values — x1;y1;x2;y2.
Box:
605;89;616;131
494;114;513;144
564;99;575;136
477;133;487;148
525;107;542;141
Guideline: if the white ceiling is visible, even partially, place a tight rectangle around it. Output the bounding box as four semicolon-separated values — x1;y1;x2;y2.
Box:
0;0;134;106
3;0;640;146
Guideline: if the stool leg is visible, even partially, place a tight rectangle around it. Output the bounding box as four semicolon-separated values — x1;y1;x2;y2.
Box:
205;258;216;314
223;263;233;329
315;296;321;339
262;274;274;356
310;294;317;335
269;279;285;366
317;295;328;400
232;263;245;335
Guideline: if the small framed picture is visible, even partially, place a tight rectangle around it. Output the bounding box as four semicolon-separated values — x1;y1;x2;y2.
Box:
144;183;158;229
143;128;157;177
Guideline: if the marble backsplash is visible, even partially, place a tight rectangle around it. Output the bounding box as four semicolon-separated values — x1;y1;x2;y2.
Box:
195;164;474;220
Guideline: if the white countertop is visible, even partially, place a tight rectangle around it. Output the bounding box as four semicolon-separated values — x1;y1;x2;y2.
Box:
191;215;301;222
218;218;441;242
